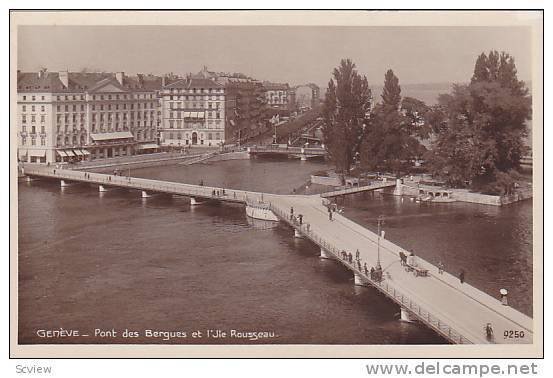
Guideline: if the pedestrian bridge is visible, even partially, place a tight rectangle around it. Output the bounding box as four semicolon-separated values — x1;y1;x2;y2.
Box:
22;165;533;346
247;145;327;160
320;181;397;198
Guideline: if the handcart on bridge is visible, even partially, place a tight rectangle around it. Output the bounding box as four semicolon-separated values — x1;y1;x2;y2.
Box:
404;255;429;277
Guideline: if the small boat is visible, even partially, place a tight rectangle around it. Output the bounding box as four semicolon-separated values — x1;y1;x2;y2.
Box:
245;200;279;221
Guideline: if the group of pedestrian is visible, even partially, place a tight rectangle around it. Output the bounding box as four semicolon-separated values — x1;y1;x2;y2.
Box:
84;172;91;179
212;189;225;197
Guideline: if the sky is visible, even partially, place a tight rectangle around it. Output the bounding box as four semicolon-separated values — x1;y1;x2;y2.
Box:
17;25;532;88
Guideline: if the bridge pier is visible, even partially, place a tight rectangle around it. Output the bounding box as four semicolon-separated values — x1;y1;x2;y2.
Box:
190;197;205;206
60;179;72;187
320;248;332;259
354;272;367;286
393;178;403;196
399;307;414;323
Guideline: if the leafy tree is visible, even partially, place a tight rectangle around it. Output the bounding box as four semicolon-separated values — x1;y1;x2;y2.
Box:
322;59;372;173
427;51;531;194
360;70;426;175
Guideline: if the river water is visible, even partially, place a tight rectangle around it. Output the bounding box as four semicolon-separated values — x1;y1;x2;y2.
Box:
18;157;532;345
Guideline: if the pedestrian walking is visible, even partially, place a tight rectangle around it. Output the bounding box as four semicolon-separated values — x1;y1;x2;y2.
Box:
459;269;465;284
438;261;444;274
298;214;303;225
329;211;333;221
485;323;494;341
357;260;361;270
370;267;375;280
348;252;353;263
364;263;368;275
355;249;360;261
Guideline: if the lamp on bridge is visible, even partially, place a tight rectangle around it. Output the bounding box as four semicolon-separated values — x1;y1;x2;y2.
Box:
376;215;385;270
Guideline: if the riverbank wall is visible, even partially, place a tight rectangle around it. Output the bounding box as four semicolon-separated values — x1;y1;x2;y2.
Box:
390;182;532;206
203;151;250;163
66;152;206;173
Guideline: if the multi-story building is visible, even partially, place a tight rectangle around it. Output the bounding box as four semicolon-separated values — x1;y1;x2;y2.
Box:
159;77;226;147
263;82;290;111
17;70;162;164
159;67;269;147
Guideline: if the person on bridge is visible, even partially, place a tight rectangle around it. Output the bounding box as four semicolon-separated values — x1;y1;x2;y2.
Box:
290;207;294;220
485;323;494;341
370;267;375;280
328;211;333;221
357;260;361;271
438;261;445;274
355;249;360;261
459;269;466;284
298;214;303;225
364;263;368;275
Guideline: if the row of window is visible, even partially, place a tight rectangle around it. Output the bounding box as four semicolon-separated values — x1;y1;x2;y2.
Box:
168;112;221;119
21;125;45;134
20;136;46;146
21;93;157;102
166;120;223;129
165;132;222;140
168;102;221;109
21;115;46;123
90;121;155;131
167;88;223;95
21;105;47;112
166;95;224;101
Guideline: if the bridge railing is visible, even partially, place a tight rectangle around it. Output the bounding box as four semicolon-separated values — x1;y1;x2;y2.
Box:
268;202;473;345
23;166;255;203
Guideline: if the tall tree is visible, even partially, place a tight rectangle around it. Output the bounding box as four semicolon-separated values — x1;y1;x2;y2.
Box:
322;59;372;174
427;50;531;194
381;69;402;109
360;70;425;175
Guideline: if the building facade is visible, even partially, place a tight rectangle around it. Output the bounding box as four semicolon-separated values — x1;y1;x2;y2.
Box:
159;67;269;147
159;77;226;147
263;82;291;111
17;70;162;164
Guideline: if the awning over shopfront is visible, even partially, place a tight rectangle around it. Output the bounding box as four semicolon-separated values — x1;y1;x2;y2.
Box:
90;131;134;141
81;150;91;155
137;144;159;150
73;149;84;156
56;150;68;157
183;112;191;118
18;150;28;158
196;111;205;118
29;150;46;157
65;150;76;157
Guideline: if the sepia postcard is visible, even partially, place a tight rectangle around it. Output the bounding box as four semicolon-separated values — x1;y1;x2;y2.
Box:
9;10;543;358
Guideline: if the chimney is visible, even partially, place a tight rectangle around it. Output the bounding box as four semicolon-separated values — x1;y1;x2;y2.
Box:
59;70;69;88
115;71;124;85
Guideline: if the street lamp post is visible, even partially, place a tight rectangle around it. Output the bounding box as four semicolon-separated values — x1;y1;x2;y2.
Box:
376;215;385;270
